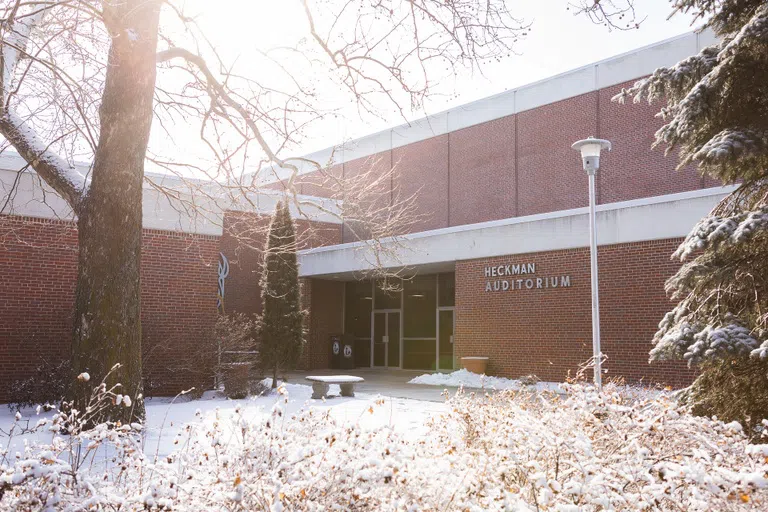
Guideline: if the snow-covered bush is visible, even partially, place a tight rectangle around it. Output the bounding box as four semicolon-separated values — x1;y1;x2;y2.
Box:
1;366;142;509
142;312;258;398
214;313;260;398
7;358;69;412
2;381;767;510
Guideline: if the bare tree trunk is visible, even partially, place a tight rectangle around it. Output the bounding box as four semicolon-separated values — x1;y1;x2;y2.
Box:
69;0;161;424
272;366;278;389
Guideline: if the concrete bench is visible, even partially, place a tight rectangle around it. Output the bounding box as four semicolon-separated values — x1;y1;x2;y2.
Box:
305;375;365;399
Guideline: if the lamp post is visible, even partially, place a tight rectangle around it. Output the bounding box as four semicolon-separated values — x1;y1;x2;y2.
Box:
571;137;611;388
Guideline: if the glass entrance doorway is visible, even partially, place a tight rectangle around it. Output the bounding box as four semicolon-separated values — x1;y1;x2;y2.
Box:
345;272;454;370
372;311;400;367
438;309;454;370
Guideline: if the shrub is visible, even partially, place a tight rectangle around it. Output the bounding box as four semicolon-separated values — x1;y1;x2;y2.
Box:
214;312;259;396
7;358;69;412
2;381;767;510
141;312;258;397
1;365;143;507
220;363;250;399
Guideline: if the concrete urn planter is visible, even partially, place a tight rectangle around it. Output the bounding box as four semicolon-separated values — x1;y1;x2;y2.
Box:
461;357;489;375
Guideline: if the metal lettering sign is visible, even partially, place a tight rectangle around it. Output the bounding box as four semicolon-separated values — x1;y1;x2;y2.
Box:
483;263;571;292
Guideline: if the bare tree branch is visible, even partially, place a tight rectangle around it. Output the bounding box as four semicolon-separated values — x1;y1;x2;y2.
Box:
0;2;87;213
569;0;646;31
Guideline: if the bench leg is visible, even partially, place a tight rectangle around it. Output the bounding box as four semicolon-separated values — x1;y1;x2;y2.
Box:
339;383;355;397
311;382;330;399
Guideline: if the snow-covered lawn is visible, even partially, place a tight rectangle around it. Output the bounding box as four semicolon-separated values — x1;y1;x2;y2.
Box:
1;380;767;510
0;380;446;459
409;368;564;392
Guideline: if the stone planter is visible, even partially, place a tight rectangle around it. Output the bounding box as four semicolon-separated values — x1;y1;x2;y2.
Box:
461;357;489;375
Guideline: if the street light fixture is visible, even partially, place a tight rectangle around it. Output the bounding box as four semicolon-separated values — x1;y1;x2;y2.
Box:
572;137;611;388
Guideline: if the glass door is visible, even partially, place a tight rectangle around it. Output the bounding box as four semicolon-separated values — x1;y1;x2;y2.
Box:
387;312;400;368
373;312;386;367
371;310;401;367
438;309;455;370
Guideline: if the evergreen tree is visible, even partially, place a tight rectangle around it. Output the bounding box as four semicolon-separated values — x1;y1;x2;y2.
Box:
617;1;768;431
259;201;305;389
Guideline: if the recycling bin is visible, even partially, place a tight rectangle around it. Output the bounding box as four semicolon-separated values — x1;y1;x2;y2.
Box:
330;334;342;369
340;333;355;370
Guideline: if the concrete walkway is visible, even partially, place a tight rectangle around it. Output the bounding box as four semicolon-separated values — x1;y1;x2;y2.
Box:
284;368;458;402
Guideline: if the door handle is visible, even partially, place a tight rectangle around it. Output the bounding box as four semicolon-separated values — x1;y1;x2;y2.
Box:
450;335;454;344
382;335;389;344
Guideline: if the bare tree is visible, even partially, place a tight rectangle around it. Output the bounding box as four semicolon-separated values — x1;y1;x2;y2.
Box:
569;0;646;31
0;0;530;422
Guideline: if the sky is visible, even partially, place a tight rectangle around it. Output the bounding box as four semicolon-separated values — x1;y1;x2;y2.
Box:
135;0;710;181
168;0;702;159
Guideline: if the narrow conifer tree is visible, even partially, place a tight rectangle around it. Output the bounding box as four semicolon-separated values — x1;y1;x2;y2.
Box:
259;201;305;389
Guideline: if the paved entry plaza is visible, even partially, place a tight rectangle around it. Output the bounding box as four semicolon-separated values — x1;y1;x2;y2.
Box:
285;368;454;401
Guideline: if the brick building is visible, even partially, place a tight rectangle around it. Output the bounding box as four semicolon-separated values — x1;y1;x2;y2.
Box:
0;30;726;398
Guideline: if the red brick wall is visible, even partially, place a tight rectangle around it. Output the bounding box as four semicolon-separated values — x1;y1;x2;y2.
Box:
297;278;345;370
455;238;696;388
0;208;342;402
296;164;343;198
517;92;597;216
219;212;271;316
0;214;219;401
393;135;450;232
342;152;392;243
0;217;77;402
449;115;516;225
284;81;719;243
140;229;219;396
597;81;703;203
220;211;342;317
263;181;288;192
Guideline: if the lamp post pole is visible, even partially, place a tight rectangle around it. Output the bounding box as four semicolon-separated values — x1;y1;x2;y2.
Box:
572;137;611;389
586;166;601;389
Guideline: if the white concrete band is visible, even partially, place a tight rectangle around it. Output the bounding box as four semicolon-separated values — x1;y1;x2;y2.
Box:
297;186;736;278
0;158;343;236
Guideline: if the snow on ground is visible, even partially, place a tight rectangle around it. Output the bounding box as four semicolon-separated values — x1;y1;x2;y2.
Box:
2;381;767;510
409;368;564;392
0;380;447;460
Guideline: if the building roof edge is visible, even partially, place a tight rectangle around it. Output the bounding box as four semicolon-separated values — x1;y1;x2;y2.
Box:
264;27;716;182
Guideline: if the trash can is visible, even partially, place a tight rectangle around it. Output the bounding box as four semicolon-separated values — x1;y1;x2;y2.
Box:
340;333;355;370
330;334;342;369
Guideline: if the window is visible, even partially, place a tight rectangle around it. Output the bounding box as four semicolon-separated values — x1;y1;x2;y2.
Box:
403;275;437;338
374;278;401;309
438;273;455;307
345;281;372;338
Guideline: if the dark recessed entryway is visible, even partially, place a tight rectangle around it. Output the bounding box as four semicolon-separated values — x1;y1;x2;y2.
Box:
344;272;455;371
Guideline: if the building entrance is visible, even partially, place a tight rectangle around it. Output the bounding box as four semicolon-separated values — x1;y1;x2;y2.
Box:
372;310;400;367
345;272;455;371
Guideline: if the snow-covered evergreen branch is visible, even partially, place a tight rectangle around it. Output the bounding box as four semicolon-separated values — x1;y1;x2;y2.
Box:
673;206;768;260
613;43;721;107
